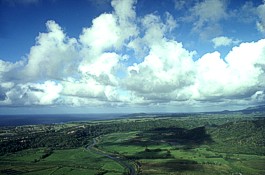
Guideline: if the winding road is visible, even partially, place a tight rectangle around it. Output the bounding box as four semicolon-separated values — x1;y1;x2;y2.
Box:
86;138;136;175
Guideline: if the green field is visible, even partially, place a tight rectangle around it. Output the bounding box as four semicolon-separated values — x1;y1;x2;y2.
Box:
0;148;125;175
0;113;264;175
97;130;265;175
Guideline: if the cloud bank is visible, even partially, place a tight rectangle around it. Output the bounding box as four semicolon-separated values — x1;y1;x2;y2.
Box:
0;0;265;111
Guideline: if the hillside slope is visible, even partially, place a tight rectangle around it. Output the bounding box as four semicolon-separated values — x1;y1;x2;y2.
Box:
209;118;265;155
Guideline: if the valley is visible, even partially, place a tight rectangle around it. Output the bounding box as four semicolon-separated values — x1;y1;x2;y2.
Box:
0;110;264;175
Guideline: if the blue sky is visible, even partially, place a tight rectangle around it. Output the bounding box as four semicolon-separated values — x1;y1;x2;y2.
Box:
0;0;265;114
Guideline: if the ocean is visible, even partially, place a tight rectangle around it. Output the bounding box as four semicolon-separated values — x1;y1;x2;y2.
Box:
0;114;125;127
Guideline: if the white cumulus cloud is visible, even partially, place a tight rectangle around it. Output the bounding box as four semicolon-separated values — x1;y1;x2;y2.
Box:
195;39;265;102
0;0;265;111
1;81;62;106
256;0;265;34
212;36;240;48
23;20;79;81
189;0;228;39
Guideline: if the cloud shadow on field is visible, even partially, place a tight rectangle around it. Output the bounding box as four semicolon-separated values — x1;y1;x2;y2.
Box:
104;126;213;149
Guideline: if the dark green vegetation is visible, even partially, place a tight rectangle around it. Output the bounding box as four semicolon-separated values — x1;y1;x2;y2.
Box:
0;109;265;174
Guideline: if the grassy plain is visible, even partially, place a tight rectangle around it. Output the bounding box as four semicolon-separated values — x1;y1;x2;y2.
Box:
98;130;265;175
0;148;124;175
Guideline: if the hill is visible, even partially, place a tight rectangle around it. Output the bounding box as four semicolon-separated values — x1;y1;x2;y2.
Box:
209;118;265;155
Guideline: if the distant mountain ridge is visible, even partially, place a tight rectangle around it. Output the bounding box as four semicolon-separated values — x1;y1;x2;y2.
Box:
213;105;265;114
236;105;265;114
119;105;265;118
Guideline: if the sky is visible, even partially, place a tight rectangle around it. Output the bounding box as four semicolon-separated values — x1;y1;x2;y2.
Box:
0;0;265;114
